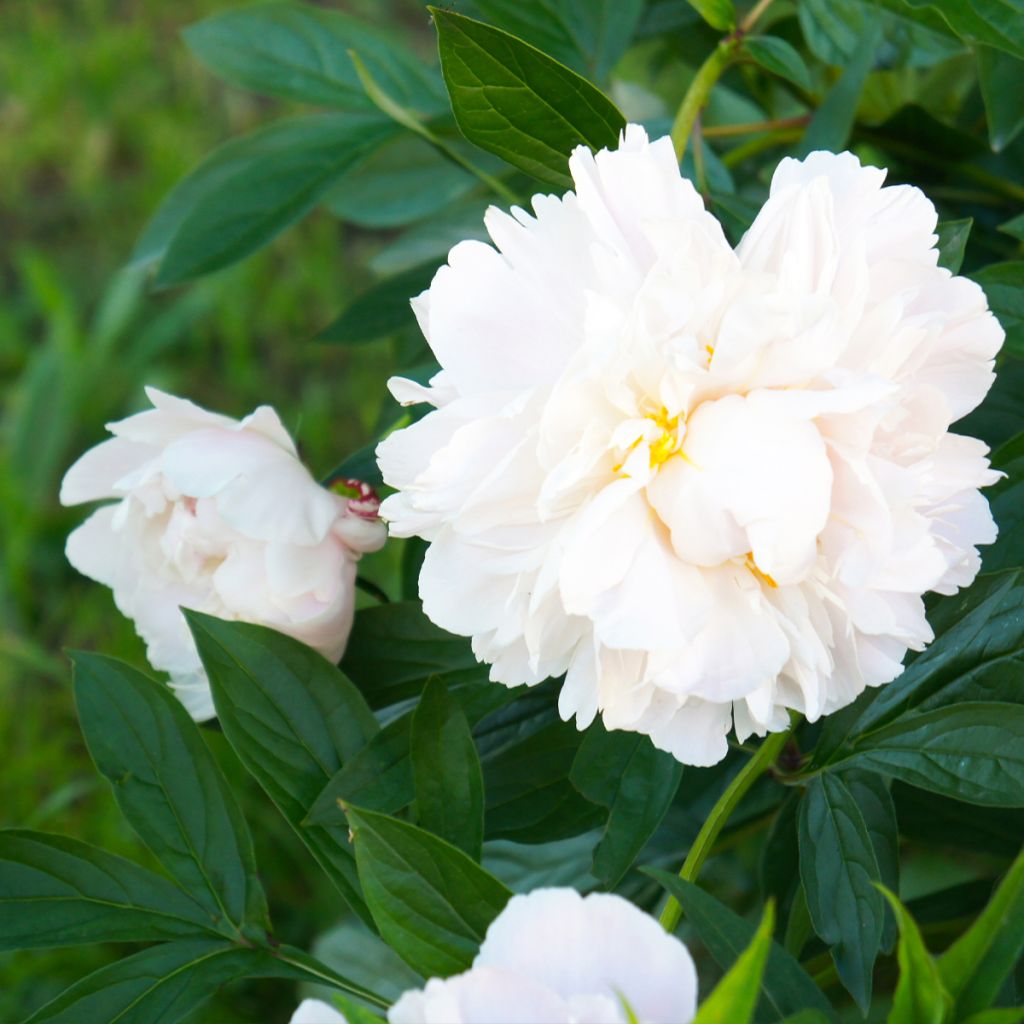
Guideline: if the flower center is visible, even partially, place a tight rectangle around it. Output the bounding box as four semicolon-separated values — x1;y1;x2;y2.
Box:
647;407;683;468
613;405;687;475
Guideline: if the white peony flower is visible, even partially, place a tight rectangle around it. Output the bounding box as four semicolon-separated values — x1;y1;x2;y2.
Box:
378;128;1003;766
389;888;697;1024
290;1000;347;1024
61;387;386;719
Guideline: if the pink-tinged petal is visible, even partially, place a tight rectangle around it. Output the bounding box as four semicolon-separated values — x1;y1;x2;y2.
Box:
60;437;156;505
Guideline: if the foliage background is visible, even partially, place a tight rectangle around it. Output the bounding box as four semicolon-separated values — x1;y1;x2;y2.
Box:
0;1;416;1018
1;0;1021;1021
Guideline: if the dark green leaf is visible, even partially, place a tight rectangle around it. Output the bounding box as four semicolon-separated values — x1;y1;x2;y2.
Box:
894;783;1024;856
187;612;379;927
72;652;268;938
978;47;1024;151
799;23;881;155
342;600;485;708
999;213;1024;240
799;773;884;1011
845;569;1024;741
973;262;1024;358
144;114;396;285
0;830;220;950
845;703;1024;806
936;218;972;273
345;804;512;977
959;357;1024;450
986;433;1024;572
183;2;445;112
745;36;813;91
469;0;645;80
693;905;775;1024
760;792;801;910
431;8;625;188
306;678;514;826
881;887;952;1024
876;0;1024;61
412;679;485;859
318;263;436;345
843;771;899;953
323;135;480;229
22;938;304;1024
326;439;384;490
938;847;1024;1018
484;718;604;843
647;870;836;1021
309;715;415;820
569;723;682;886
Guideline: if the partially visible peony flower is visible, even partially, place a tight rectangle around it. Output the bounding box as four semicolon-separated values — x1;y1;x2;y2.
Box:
290;1000;347;1024
378;128;1003;766
61;387;386;719
389;888;697;1024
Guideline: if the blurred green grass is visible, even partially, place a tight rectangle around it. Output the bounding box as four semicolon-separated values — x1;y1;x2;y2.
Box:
0;1;410;1017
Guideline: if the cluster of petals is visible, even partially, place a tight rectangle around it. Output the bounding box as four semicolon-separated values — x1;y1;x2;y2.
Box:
291;887;696;1023
378;127;1003;765
61;387;385;718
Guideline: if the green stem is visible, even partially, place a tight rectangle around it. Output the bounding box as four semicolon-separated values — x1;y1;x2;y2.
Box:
658;726;792;933
671;41;738;161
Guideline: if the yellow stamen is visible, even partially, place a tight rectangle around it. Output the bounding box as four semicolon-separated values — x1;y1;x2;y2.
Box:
745;553;778;589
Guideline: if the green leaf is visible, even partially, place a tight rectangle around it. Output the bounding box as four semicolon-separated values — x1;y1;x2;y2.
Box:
0;830;220;949
876;0;1024;61
186;612;379;927
973;262;1024;358
569;723;682;886
693;904;775;1024
978;47;1024;151
469;0;645;80
999;213;1024;240
645;870;837;1022
685;0;736;31
318;263;436;345
843;771;899;953
71;652;269;938
759;792;801;909
183;2;445;112
744;36;813;91
936;217;972;273
893;784;1024;857
306;679;514;826
844;702;1024;806
483;717;604;843
345;804;512;977
938;847;1024;1017
323;134;480;229
412;679;486;860
987;434;1024;573
141;114;396;285
431;8;626;188
880;886;953;1024
799;22;881;155
961;1011;1024;1024
308;715;416;820
799;773;885;1011
342;600;485;708
21;938;302;1024
841;569;1024;743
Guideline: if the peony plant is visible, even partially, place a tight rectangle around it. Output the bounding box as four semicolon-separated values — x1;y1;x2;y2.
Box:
5;2;1024;1023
